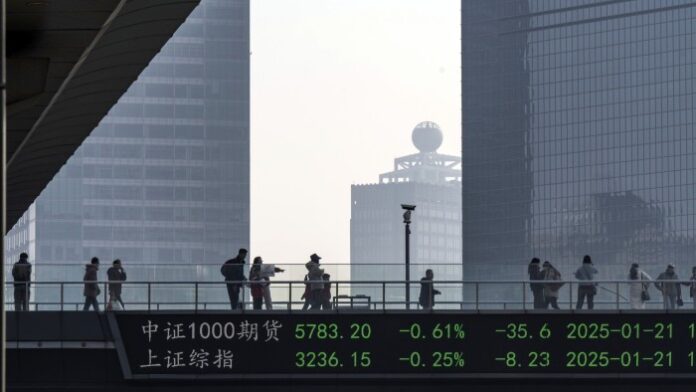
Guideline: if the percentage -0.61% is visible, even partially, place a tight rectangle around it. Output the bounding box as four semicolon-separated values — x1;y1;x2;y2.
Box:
399;323;466;340
399;352;466;369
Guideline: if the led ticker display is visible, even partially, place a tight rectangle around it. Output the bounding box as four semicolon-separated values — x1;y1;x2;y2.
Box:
109;312;696;379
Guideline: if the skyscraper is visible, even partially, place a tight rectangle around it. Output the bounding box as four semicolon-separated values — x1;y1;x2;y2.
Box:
462;1;696;292
5;0;249;287
351;122;461;308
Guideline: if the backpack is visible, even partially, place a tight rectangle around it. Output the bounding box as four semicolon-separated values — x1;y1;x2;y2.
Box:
13;264;29;282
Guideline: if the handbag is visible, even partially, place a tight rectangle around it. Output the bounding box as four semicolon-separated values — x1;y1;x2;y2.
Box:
641;290;650;302
677;298;684;307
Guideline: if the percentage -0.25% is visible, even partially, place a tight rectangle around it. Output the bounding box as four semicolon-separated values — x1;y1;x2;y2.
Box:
399;323;466;340
400;351;466;368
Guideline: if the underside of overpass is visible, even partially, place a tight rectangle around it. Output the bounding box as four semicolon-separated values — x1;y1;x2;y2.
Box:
5;0;199;230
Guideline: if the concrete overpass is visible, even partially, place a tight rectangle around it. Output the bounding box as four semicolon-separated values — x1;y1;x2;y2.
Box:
5;0;200;230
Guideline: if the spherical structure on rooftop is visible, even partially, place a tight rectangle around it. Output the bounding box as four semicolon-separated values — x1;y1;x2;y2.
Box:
412;121;443;153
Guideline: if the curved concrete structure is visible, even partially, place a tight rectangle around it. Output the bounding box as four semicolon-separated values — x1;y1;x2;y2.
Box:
6;0;199;229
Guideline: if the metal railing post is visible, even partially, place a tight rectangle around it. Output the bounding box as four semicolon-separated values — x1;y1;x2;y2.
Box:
382;281;386;311
194;282;198;311
616;282;620;310
569;281;573;310
60;283;64;312
475;282;479;311
147;282;151;312
103;281;108;310
288;282;292;311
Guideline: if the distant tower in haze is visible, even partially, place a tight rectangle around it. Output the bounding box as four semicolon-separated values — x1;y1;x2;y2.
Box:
350;122;462;308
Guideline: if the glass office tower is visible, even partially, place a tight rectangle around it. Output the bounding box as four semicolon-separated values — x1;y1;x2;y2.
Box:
5;0;249;305
462;1;696;293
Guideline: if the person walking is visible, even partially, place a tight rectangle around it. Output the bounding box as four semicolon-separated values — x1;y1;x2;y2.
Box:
542;261;563;310
528;258;544;309
575;255;598;310
249;256;285;310
107;259;127;310
12;253;32;311
628;263;652;310
418;269;441;310
685;266;696;310
221;248;248;310
83;257;101;311
305;253;325;310
301;274;311;310
655;264;682;310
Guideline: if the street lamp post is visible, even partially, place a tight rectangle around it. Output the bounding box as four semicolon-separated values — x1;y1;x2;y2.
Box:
401;204;415;309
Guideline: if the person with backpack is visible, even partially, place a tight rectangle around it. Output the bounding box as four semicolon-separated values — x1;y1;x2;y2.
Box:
575;255;598;310
221;248;248;310
83;257;101;311
12;253;32;311
655;263;682;310
107;259;127;310
542;261;563;310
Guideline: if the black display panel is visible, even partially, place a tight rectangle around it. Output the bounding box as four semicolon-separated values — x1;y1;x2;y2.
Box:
108;312;696;379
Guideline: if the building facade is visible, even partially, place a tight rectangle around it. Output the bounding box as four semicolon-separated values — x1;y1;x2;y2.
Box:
462;1;696;300
351;122;462;308
5;0;249;304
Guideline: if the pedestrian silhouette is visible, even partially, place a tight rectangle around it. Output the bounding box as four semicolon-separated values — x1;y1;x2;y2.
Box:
528;258;544;309
221;248;248;310
628;263;651;310
83;257;101;311
655;263;682;310
542;261;563;310
575;255;598;310
418;269;440;310
12;253;32;311
107;259;127;310
686;267;696;310
305;253;325;310
249;256;285;310
321;273;332;310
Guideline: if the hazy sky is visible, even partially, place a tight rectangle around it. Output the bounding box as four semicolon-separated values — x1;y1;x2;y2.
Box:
250;0;460;264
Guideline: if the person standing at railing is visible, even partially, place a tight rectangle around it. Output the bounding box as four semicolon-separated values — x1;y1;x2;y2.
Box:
628;263;652;310
83;257;101;311
418;269;440;310
528;258;545;309
574;255;598;310
321;273;332;310
654;264;682;310
305;253;325;310
542;261;563;310
107;259;127;310
12;252;32;311
221;248;248;310
685;267;696;310
249;256;284;310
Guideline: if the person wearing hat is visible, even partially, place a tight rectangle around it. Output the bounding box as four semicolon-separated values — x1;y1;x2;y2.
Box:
574;255;598;310
304;253;325;310
107;259;127;310
528;258;544;309
221;248;248;310
655;264;682;310
12;253;32;311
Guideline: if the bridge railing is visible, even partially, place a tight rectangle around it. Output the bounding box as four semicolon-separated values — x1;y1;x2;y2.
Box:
3;279;695;311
